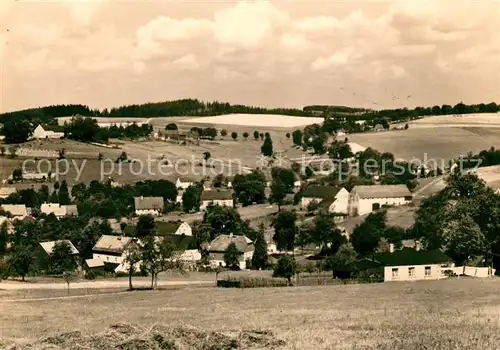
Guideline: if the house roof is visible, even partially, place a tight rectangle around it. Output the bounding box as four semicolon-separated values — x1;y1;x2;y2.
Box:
39;240;79;255
157;220;184;234
163;234;197;250
201;190;233;201
208;234;253;253
93;235;133;254
351;185;412;199
302;186;343;199
85;258;105;268
41;203;66;216
134;196;164;211
373;248;452;266
65;205;78;216
1;204;28;217
0;187;16;197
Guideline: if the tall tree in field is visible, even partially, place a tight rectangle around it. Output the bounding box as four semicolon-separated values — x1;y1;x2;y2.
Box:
223;242;241;269
273;254;296;285
273;210;297;252
261;134;273;156
58;180;71;205
220;129;228;139
165;123;178;130
292;129;303;146
7;244;35;281
182;183;203;212
269;178;287;212
231;132;238;140
311;211;346;256
243;132;249;140
445;215;487;266
124;241;141;290
253;130;259;140
141;236;184;289
252;223;268;270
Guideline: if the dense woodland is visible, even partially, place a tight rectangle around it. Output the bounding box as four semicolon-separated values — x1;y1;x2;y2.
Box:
1;99;498;125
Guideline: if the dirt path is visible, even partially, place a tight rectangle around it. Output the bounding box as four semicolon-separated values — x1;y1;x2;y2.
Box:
0;279;214;290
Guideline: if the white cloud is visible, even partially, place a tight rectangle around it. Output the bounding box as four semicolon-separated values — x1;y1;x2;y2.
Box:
171;54;200;70
310;48;353;71
389;44;436;57
281;33;309;50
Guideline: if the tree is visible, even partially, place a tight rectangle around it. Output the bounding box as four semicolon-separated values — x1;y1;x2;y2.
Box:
271;167;295;192
202;205;243;240
136;215;156;238
12;168;23;181
0;146;5;156
2;118;32;143
140;236;184;289
446;215;487;266
253;130;259;140
350;211;387;256
243;132;249;140
269;178;286;211
58;148;66;159
252;223;268;269
232;171;267;206
50;241;77;275
259;132;264;140
203;151;211;162
220;129;227;139
231;131;238;140
286;132;291;139
63;116;103;143
292;129;303;146
165;123;178;130
273;255;296;285
7;244;35;281
330;243;357;278
182;183;203;212
311;212;346;256
0;222;9;255
273;211;297;252
58;180;71;205
404;123;409;130
261;134;273;156
124;242;141;290
223;242;241;269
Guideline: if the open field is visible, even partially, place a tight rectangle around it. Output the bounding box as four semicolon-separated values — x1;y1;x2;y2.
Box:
1;278;500;348
409;113;500;127
181;113;325;128
349;127;500;164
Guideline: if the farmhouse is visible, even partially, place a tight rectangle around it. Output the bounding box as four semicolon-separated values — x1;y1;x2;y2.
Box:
176;177;193;190
40;203;78;217
360;244;454;282
200;190;234;211
0;204;28;219
134;196;164;216
207;233;254;269
0;187;16;199
301;186;350;214
32;125;64;139
349;185;412;216
92;235;136;273
160;221;192;236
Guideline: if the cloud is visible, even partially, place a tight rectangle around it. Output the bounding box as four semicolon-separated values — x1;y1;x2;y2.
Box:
310;48;354;71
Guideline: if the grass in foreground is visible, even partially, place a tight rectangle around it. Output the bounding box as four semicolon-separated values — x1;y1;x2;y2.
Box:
1;278;500;349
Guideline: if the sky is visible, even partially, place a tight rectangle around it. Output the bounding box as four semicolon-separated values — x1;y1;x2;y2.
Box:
1;0;499;113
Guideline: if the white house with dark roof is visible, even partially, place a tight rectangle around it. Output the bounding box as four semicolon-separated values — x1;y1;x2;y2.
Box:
349;184;412;216
0;204;28;219
301;186;350;214
92;235;136;273
161;220;192;236
39;240;79;256
134;196;164;216
32;125;64;139
200;190;233;211
176;177;193;190
207;233;254;269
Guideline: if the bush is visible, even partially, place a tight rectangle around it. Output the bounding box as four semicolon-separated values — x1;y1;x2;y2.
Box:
85;271;97;280
217;279;241;288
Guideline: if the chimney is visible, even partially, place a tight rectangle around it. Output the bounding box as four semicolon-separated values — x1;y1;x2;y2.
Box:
389;243;394;253
415;240;421;251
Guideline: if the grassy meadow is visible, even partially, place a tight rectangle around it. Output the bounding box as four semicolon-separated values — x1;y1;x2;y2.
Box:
1;278;500;349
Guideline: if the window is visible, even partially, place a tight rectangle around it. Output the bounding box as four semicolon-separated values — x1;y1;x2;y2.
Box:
408;267;415;278
372;203;381;211
391;268;398;279
425;266;431;276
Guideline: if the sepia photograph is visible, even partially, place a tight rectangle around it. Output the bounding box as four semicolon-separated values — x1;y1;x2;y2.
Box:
0;0;500;348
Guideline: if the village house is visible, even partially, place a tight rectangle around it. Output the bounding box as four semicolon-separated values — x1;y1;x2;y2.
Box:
36;240;79;272
264;230;277;254
176;177;193;190
91;235;136;273
32;125;64;139
161;221;192;236
0;204;28;219
349;184;412;216
200;190;234;211
358;243;454;282
0;187;16;199
40;203;78;217
207;233;254;269
134;196;164;216
301;186;350;215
